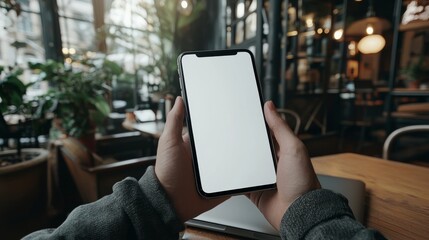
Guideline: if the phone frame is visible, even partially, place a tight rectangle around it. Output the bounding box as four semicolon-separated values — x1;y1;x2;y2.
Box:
177;49;277;198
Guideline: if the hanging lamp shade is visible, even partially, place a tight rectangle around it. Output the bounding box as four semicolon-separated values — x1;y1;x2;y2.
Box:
357;34;386;54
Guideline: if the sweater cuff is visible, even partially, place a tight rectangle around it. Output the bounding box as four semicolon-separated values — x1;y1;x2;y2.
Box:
139;166;185;234
280;189;355;239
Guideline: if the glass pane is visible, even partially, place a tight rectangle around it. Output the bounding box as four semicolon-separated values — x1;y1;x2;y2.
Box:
245;12;257;40
106;0;148;30
236;0;245;18
226;26;232;48
248;0;257;12
0;6;45;98
15;12;45;64
18;0;40;13
58;0;93;21
0;11;44;66
226;6;232;25
60;17;96;54
235;21;244;44
104;0;177;109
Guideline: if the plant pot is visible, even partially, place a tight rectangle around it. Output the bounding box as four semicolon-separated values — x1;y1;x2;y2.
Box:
77;132;96;153
406;80;420;89
75;109;101;153
0;148;49;225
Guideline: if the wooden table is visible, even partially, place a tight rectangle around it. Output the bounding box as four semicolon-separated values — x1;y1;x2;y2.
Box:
390;89;429;97
123;121;166;139
376;87;429;97
312;153;429;240
184;153;429;240
123;120;189;139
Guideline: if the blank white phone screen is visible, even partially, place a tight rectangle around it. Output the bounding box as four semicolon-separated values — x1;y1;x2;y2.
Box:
181;51;276;194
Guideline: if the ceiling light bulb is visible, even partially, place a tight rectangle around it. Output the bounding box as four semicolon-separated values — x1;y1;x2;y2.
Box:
334;29;343;40
366;24;374;35
348;41;356;50
306;18;314;28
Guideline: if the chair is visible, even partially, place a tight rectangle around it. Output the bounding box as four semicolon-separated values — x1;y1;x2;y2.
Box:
383;125;429;161
277;109;301;135
59;137;156;203
96;131;156;160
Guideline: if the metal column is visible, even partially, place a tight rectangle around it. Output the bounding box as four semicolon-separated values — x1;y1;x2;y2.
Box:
264;0;282;103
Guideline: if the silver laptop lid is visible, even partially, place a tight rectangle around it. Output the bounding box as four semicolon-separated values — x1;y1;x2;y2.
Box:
186;174;365;240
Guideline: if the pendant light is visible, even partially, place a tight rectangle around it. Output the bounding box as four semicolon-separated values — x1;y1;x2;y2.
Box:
357;34;386;54
347;0;391;54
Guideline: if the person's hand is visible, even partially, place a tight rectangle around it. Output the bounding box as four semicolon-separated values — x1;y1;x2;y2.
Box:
155;97;228;222
248;101;320;230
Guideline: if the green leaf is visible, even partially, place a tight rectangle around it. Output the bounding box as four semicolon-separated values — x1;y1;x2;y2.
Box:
103;60;123;75
28;62;44;70
89;95;110;117
9;92;23;107
6;77;26;93
13;68;24;76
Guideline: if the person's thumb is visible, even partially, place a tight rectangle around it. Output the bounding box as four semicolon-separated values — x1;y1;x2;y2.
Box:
264;101;296;147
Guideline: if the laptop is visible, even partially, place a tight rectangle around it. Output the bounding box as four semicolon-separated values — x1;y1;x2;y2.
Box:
185;174;366;240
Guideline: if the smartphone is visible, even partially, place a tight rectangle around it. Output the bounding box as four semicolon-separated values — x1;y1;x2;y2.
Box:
177;49;277;198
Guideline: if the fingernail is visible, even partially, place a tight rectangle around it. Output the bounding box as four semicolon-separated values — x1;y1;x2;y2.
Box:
267;101;276;111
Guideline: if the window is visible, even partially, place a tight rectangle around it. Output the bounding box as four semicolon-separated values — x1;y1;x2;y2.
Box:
57;0;96;61
2;0;179;111
0;0;45;99
0;0;44;68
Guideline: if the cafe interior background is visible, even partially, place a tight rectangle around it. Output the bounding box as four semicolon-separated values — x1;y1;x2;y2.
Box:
0;0;428;239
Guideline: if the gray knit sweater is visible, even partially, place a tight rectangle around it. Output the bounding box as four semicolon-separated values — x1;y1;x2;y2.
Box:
24;166;384;239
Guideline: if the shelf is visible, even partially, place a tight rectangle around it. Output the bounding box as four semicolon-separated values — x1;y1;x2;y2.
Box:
286;54;327;62
399;21;429;32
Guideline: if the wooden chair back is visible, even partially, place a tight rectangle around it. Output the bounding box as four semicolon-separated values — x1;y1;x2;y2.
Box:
60;138;156;203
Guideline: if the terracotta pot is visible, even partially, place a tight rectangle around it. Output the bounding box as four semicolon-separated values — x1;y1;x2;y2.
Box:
0;149;49;225
406;80;420;89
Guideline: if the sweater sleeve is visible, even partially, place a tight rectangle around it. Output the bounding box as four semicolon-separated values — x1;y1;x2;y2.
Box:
279;189;385;240
23;166;184;240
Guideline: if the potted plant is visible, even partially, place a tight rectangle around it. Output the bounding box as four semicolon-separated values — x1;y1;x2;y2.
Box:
401;57;429;89
30;58;123;150
0;66;27;114
0;65;32;160
0;66;49;227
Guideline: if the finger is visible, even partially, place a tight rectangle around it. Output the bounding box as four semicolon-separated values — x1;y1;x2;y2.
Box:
264;101;297;146
163;97;185;140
